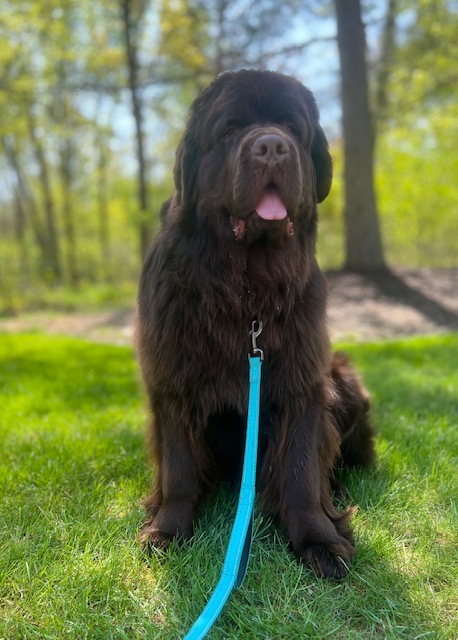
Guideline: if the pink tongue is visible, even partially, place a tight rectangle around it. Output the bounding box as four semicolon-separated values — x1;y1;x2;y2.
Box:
256;190;287;221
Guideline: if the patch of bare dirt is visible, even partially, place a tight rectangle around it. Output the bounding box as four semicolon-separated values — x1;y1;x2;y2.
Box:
327;267;458;341
1;268;457;345
0;308;136;346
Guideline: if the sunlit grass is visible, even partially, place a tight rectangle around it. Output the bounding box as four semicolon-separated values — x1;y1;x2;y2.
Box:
1;334;456;638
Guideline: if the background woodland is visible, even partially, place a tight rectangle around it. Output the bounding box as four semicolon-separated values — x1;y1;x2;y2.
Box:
1;0;457;313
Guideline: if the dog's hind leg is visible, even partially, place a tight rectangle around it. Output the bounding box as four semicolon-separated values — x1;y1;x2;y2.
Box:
329;352;375;469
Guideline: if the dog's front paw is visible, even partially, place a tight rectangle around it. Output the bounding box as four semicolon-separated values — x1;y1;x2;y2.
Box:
138;521;175;554
295;540;354;579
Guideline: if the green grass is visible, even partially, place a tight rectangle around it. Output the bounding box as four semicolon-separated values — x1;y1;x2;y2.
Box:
0;333;457;639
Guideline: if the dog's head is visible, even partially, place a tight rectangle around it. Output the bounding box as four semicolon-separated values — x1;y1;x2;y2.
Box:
173;69;332;244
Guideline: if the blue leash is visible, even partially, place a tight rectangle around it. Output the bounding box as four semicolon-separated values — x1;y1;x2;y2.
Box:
183;322;263;640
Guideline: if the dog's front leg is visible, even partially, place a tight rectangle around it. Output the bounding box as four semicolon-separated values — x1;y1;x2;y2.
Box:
139;395;211;552
260;395;355;578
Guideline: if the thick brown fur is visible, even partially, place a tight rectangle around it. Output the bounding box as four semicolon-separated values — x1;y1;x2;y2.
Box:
136;70;375;579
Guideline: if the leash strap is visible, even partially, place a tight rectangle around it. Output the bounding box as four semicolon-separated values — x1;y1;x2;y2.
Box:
183;354;262;640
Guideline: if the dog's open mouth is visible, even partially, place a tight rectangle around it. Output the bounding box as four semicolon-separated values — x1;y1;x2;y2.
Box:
230;186;294;242
256;185;288;221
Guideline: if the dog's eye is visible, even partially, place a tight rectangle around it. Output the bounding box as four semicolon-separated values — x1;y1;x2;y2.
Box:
286;123;298;136
223;126;236;139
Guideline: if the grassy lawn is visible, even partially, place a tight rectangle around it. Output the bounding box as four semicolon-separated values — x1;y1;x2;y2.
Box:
0;333;457;639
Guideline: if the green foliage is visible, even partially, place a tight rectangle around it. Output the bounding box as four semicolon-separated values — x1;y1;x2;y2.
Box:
0;281;137;317
159;0;211;76
0;0;457;305
317;142;345;269
317;111;458;269
1;333;457;638
391;0;458;113
365;0;458;267
376;105;458;266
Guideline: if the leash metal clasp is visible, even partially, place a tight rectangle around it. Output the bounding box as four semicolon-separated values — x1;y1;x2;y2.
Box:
250;320;264;360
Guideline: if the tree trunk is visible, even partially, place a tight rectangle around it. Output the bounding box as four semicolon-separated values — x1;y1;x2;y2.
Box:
96;131;112;280
121;0;151;261
374;0;398;136
2;135;52;281
13;189;30;286
334;0;386;271
60;136;78;287
28;110;63;282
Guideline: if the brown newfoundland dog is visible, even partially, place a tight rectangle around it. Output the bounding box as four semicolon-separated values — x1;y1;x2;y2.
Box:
137;69;374;578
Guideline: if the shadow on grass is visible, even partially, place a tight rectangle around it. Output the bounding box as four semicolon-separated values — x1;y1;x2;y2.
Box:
141;481;449;638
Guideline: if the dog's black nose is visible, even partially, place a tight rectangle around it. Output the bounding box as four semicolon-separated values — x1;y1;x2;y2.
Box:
252;133;289;165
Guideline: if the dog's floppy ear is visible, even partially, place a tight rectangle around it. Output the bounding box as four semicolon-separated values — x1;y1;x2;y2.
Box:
174;76;227;212
173;79;219;212
311;125;333;203
173;126;199;211
299;84;333;203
